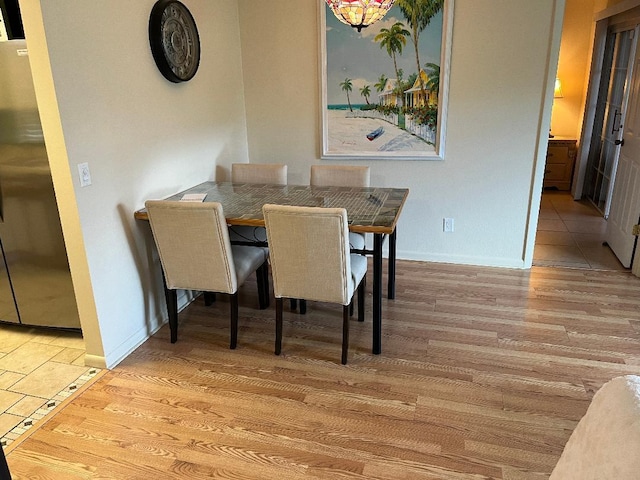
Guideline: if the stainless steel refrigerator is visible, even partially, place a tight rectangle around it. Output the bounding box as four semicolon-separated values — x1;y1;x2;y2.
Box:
0;39;81;329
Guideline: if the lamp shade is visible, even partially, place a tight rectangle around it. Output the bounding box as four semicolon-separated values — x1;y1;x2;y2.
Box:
554;78;564;98
325;0;396;32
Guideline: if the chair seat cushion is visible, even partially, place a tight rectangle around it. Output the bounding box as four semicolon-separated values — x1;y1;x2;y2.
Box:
349;232;366;250
231;245;267;286
350;254;367;292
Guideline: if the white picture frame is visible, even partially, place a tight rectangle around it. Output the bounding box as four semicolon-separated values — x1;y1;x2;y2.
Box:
320;0;453;160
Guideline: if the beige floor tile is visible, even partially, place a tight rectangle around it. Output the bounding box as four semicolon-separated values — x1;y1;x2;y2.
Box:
51;348;85;365
582;246;627;271
572;232;607;249
537;219;568;232
7;395;45;417
0;325;36;354
563;218;607;234
9;362;88;399
533;245;591;268
48;333;85;349
0;372;24;390
0;390;23;412
538;208;560;220
29;330;84;349
535;230;576;246
0;342;64;375
0;413;22;437
72;354;87;366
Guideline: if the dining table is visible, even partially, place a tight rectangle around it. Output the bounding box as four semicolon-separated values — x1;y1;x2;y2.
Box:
135;181;409;355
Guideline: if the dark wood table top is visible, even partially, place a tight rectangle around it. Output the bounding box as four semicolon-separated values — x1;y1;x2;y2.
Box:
135;181;409;234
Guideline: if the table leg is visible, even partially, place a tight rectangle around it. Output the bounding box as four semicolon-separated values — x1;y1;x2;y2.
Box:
373;233;383;355
387;228;397;300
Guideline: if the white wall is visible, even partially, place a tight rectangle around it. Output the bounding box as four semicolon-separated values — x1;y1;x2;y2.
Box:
239;0;564;268
19;0;564;368
20;0;249;368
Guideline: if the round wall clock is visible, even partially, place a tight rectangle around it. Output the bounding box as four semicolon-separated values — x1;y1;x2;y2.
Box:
149;0;200;83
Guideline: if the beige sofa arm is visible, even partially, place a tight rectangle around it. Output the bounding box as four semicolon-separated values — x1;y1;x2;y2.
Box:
550;375;640;479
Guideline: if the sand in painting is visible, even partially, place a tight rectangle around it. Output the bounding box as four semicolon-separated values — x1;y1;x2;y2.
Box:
326;110;430;154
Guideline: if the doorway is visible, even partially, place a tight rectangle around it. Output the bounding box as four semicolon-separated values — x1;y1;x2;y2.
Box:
583;27;637;217
569;4;640;272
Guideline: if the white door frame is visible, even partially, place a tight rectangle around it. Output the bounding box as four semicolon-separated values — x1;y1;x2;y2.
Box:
523;0;566;269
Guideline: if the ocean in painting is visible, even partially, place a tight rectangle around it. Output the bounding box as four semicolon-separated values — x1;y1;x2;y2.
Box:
327;104;367;111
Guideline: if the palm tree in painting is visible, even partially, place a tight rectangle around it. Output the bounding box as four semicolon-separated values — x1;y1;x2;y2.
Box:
360;84;372;105
374;22;410;107
424;62;440;96
374;74;388;105
375;74;388;93
396;0;443;104
340;78;354;112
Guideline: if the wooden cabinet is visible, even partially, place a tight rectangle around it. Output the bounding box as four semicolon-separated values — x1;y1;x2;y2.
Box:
543;138;577;190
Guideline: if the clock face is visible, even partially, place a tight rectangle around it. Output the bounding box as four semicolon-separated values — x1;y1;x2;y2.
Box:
149;0;200;83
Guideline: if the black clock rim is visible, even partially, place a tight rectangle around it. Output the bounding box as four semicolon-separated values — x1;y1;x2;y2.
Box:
149;0;200;83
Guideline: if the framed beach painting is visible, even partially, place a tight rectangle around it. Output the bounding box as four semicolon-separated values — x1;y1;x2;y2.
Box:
320;0;453;160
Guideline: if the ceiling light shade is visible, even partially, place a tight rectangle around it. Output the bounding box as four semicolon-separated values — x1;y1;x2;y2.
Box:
325;0;396;32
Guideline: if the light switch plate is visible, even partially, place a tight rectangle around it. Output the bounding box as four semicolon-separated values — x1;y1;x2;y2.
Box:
78;162;92;187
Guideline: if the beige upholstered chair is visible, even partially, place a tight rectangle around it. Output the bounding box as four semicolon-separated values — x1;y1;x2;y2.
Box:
310;164;370;189
145;200;269;347
310;165;370;251
263;204;367;364
228;163;287;247
232;163;287;185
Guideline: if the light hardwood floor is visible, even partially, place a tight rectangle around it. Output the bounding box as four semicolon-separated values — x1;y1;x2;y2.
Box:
4;258;640;479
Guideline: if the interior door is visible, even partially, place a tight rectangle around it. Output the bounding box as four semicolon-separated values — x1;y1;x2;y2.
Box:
583;27;636;217
606;26;640;268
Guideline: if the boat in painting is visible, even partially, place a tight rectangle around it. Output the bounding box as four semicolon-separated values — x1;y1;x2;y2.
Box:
366;126;384;141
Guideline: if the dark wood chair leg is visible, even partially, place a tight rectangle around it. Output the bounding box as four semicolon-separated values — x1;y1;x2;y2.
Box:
358;275;366;322
164;281;178;343
342;305;350;365
290;299;307;314
230;293;239;349
203;292;216;306
257;261;269;310
275;298;283;355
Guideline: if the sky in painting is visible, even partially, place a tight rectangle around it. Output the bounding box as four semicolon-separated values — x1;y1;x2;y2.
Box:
325;4;443;106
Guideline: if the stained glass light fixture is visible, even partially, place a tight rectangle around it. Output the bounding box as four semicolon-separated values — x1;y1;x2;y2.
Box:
325;0;396;32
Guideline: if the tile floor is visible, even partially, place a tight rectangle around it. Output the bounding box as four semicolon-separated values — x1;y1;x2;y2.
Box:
534;189;628;271
0;324;100;448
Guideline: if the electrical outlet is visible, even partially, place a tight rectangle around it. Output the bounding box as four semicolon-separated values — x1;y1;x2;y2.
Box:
443;217;454;232
78;162;92;187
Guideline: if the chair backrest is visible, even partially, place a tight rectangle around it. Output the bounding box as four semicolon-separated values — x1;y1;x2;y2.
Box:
310;165;370;188
263;204;353;305
232;163;287;185
145;200;238;294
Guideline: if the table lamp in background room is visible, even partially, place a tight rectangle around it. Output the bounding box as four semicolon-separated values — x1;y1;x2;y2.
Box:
550;78;563;138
